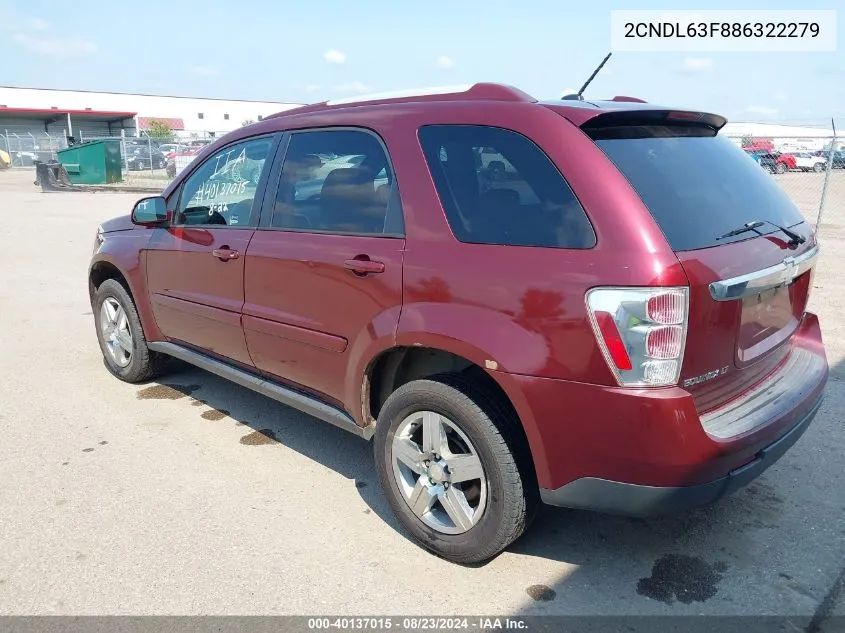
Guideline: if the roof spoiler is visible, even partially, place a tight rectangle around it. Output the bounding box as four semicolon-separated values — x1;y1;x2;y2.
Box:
580;108;727;134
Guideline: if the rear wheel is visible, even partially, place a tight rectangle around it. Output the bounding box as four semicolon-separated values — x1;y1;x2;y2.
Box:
775;162;787;174
813;162;825;173
374;373;537;564
94;279;168;383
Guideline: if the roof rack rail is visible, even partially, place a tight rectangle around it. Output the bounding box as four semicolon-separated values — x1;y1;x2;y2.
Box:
265;82;536;119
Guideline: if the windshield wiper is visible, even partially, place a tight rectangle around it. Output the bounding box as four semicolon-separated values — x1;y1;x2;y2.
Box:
716;220;806;249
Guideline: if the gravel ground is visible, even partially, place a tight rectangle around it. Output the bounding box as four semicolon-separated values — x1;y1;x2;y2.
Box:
0;167;843;622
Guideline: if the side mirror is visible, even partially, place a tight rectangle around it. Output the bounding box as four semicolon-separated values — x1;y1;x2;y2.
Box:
131;196;169;227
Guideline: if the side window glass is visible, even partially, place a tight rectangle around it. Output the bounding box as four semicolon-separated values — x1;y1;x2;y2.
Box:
418;125;596;249
175;137;272;227
271;129;400;234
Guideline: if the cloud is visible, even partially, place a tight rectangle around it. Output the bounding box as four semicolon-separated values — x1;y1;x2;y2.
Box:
323;49;347;64
191;65;218;76
304;84;321;93
680;57;713;72
774;92;788;102
745;105;779;116
28;17;49;30
12;32;97;57
435;55;455;70
332;81;371;94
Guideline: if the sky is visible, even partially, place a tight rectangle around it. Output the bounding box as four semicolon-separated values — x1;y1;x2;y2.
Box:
1;0;843;126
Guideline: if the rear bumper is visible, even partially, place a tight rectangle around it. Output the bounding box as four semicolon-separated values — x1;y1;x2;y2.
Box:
496;312;828;514
539;392;824;516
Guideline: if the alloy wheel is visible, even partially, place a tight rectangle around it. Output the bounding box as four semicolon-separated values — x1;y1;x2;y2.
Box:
391;410;488;534
99;297;133;367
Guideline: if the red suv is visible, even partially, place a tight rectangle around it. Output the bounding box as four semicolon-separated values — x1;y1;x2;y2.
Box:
89;83;828;564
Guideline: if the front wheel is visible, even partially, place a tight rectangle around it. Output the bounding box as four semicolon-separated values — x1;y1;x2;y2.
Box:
94;279;168;383
374;374;537;564
775;162;787;174
813;162;825;173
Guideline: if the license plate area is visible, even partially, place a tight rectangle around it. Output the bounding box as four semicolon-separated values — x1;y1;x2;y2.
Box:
737;283;798;364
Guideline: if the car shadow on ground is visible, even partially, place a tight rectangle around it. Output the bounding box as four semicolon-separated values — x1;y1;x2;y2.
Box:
140;362;404;535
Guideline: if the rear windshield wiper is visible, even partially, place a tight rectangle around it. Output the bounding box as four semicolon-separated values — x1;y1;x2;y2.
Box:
716;220;806;249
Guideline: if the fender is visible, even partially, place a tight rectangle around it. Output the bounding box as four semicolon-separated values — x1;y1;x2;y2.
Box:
389;302;556;486
89;229;162;342
397;302;550;374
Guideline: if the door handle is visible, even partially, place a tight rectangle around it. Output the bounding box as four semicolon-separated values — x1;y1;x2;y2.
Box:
212;247;240;262
343;257;385;275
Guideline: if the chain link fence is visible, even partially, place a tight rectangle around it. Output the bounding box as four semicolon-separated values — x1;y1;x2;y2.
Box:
723;131;844;239
0;131;67;166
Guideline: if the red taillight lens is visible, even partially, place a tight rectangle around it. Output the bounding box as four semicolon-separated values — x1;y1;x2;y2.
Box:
594;310;633;371
646;325;683;359
646;292;686;325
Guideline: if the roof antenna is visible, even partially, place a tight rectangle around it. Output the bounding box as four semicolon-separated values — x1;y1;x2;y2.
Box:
562;52;612;100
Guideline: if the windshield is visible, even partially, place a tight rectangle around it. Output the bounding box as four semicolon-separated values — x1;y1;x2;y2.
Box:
592;132;805;251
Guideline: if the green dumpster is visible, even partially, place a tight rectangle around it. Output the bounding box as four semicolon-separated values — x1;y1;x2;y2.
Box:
57;139;122;184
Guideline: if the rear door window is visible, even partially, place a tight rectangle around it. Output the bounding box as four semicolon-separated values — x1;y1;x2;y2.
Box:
270;129;402;235
590;131;806;251
418;125;595;248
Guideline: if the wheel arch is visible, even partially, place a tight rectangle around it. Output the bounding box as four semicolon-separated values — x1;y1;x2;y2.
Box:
89;254;162;341
363;344;547;487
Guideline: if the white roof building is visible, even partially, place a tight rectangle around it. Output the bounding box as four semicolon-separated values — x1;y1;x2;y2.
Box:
0;85;302;140
720;122;840;152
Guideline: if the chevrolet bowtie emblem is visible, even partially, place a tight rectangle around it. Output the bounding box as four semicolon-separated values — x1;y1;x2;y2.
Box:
778;256;799;285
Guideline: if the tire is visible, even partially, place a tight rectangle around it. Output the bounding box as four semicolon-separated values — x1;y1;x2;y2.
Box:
813;162;825;173
137;161;147;171
775;162;787;174
93;279;169;383
374;373;538;564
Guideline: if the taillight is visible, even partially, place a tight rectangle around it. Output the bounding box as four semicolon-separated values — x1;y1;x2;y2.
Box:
586;287;689;387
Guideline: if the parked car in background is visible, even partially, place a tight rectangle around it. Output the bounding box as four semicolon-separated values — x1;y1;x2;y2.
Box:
812;150;845;169
165;149;201;178
125;146;166;171
89;83;827;563
11;149;38;166
794;152;828;172
158;143;187;156
774;152;796;173
745;150;780;173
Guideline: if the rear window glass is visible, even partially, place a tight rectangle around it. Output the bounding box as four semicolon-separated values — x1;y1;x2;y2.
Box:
592;131;805;251
418;125;595;249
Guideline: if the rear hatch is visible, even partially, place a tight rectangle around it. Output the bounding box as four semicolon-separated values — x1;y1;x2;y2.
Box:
581;109;817;412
